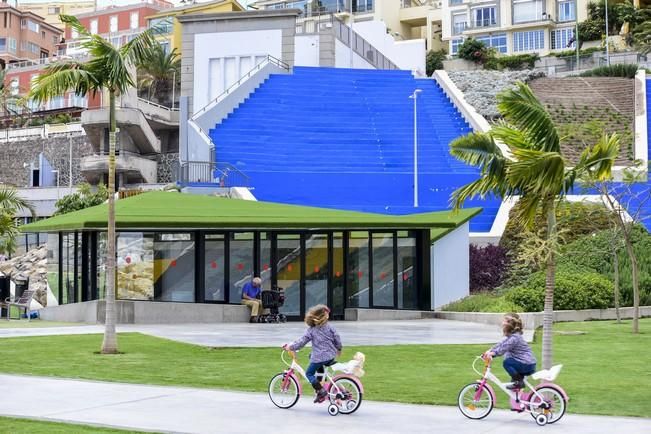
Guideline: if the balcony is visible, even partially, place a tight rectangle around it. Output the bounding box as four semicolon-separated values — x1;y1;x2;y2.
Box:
81;107;161;154
452;22;467;35
80;151;157;184
399;0;440;26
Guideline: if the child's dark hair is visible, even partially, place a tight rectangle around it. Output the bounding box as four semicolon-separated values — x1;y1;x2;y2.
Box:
305;304;330;327
503;313;524;335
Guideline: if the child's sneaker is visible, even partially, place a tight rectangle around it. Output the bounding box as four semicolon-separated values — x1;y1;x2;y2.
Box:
506;380;524;390
313;388;328;403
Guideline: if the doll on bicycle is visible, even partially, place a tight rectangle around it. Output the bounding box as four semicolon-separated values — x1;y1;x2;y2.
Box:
284;304;342;403
483;313;536;390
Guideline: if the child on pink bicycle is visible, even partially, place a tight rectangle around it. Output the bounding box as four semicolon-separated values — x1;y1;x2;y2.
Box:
483;313;536;390
284;304;342;403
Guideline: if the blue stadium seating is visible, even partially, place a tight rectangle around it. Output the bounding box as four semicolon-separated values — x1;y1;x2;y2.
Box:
208;67;498;232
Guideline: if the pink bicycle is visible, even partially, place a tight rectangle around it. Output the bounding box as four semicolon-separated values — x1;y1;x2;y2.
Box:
458;356;569;426
268;350;363;416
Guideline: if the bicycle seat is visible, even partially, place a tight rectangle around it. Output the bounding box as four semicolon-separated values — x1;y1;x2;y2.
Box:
531;364;563;382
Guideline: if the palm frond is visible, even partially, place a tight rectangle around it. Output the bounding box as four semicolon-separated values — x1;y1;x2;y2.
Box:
59;15;91;38
450;132;506;167
576;132;620;181
497;82;560;153
507;148;566;195
29;62;97;104
490;121;534;151
0;186;34;216
449;176;508;210
120;29;159;68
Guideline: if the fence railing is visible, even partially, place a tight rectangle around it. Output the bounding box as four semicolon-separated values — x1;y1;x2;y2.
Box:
137;97;179;112
176;161;250;188
0;122;85;142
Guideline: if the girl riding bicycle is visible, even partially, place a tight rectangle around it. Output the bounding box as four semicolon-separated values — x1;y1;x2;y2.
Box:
284;304;342;403
483;313;536;390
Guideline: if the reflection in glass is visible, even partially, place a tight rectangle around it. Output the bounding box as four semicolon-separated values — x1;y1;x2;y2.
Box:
46;233;59;304
205;234;225;301
117;232;154;300
229;232;254;303
259;232;272;290
305;234;328;309
332;233;345;316
97;232;107;300
372;233;394;307
398;234;417;309
347;233;369;308
61;232;75;304
154;233;195;302
277;234;301;316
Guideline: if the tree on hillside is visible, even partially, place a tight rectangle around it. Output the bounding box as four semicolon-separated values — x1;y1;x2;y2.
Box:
449;82;620;369
0;186;34;256
54;183;108;216
29;14;158;354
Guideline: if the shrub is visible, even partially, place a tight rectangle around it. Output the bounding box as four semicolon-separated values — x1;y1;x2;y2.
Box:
480;298;524;313
457;38;489;63
504;267;613;311
442;293;501;312
426;49;447;76
579;64;641;78
550;47;603;57
469;244;510;293
484;53;539;70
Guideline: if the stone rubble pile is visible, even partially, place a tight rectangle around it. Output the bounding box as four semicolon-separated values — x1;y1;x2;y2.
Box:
447;70;545;119
0;245;49;307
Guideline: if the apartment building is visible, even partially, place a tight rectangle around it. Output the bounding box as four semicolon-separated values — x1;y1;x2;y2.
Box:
61;0;172;56
442;0;589;56
0;3;63;67
18;0;97;28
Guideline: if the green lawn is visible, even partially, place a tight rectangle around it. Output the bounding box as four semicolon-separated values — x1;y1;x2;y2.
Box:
0;416;152;433
0;320;648;418
0;319;79;328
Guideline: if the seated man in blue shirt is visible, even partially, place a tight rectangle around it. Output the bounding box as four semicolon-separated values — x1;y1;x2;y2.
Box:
241;277;264;323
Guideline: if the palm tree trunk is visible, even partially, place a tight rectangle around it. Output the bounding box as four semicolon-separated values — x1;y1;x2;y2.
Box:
542;201;557;370
101;90;119;354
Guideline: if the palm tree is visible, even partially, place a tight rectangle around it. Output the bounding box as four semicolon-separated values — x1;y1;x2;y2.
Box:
137;45;180;106
0;186;34;256
29;15;157;354
449;82;619;369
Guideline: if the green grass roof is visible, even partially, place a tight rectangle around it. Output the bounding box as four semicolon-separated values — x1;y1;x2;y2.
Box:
21;191;481;233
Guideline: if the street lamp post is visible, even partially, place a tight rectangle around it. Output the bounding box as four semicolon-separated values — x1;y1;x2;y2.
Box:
409;89;422;208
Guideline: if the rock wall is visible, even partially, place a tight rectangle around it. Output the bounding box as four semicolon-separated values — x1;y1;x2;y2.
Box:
157;152;179;184
447;70;545;120
0;245;48;307
0;135;94;187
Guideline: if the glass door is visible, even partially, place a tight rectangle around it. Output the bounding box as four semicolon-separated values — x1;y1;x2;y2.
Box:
371;232;395;308
275;234;302;317
204;234;225;302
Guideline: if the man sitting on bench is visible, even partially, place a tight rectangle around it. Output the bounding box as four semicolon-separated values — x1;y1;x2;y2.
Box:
241;277;264;323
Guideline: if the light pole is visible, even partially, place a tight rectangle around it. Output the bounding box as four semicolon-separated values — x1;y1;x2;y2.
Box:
349;0;354;68
409;89;422;208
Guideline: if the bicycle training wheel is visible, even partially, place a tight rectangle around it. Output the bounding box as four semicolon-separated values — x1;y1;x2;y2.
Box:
529;386;567;424
458;382;494;420
268;373;300;409
330;376;363;414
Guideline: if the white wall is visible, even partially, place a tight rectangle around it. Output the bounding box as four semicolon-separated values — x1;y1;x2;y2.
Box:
334;39;375;69
431;223;470;310
193;30;282;112
295;35;320;67
353;20;426;74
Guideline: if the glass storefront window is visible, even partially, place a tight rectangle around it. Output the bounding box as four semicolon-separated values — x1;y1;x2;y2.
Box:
372;233;395;307
154;233;195;302
259;232;272;290
398;233;417;309
277;234;301;316
305;233;328;309
97;232;107;300
46;233;60;304
117;232;154;300
347;232;369;308
204;234;225;301
332;233;345;317
61;232;76;304
229;232;254;303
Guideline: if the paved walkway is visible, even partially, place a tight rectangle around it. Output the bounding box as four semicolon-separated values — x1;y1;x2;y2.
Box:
1;374;648;434
0;319;533;346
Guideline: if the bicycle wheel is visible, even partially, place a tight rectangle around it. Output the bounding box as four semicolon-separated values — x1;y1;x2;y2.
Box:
529;386;567;424
330;376;363;414
458;382;494;420
268;373;300;409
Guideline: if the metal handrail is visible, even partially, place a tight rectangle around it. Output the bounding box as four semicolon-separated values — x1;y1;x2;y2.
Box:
137;97;179;112
176;161;250;187
190;54;290;120
332;15;399;70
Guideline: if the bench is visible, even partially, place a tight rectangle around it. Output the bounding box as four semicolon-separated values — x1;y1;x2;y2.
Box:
0;290;36;321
